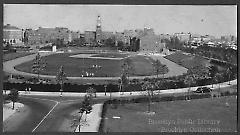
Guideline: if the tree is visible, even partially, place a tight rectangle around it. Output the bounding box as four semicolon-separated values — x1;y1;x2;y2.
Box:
119;61;131;94
120;72;128;95
208;65;218;88
153;60;161;78
153;60;169;78
117;41;124;50
71;37;85;46
154;78;166;95
32;53;47;81
56;65;67;96
78;95;92;132
184;75;196;101
141;81;155;113
104;37;116;47
130;37;140;52
123;58;132;80
7;88;19;110
187;65;209;86
215;73;223;95
81;95;92;121
86;87;97;98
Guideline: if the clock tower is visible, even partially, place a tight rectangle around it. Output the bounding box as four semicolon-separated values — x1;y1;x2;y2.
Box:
96;15;102;44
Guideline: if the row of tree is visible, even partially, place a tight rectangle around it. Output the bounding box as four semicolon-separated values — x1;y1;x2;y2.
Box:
163;37;237;65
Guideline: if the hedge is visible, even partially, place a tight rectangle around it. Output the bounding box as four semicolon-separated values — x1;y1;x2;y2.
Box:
3;82;126;93
98;102;108;132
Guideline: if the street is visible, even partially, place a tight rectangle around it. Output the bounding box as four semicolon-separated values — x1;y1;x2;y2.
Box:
3;95;84;132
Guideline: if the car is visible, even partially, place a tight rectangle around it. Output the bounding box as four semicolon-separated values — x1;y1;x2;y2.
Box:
194;87;212;93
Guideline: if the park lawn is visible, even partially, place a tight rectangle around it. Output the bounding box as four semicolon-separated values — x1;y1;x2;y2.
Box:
14;53;157;77
212;84;237;93
127;55;156;76
103;96;237;132
3;52;34;62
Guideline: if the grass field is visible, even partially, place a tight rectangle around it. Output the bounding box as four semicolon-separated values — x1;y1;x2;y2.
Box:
103;96;237;132
164;51;210;69
14;52;160;77
3;52;34;62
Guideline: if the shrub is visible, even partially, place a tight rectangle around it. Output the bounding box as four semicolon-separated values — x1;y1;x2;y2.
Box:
189;93;211;99
221;91;230;96
133;97;149;103
174;95;186;101
160;96;174;101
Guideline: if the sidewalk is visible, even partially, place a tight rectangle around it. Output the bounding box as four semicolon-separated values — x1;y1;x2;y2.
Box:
3;102;24;122
74;104;103;132
17;79;237;98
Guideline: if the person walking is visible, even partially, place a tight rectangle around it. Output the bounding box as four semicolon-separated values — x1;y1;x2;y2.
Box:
25;88;28;94
29;87;31;94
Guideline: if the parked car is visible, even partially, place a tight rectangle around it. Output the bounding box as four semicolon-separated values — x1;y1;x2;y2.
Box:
194;87;212;93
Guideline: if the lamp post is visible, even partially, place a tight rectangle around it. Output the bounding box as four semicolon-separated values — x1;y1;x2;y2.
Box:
104;84;107;96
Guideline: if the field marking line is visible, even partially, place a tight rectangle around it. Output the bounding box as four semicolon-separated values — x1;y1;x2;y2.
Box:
32;101;59;132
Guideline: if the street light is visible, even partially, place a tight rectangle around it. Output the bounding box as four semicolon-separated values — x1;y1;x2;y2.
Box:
104;84;107;96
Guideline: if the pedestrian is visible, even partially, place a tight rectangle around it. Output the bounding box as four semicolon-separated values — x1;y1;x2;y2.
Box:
29;87;31;94
25;88;28;94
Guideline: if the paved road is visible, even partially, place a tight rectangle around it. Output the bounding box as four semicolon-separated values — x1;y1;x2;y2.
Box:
33;100;81;132
3;95;84;132
3;96;54;132
3;79;237;132
3;52;188;80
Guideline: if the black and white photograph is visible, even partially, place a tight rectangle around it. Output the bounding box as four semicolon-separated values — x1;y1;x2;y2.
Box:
2;3;238;132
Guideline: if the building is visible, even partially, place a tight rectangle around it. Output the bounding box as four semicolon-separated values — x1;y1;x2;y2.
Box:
115;32;126;43
102;31;114;41
174;32;191;42
96;15;102;44
83;15;111;45
25;27;74;45
3;24;24;45
143;27;154;35
84;31;96;45
139;28;165;52
159;34;171;41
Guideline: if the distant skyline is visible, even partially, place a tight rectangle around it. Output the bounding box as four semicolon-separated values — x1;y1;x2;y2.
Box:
4;4;237;38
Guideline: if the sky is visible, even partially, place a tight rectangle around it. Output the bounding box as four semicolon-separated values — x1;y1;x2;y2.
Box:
3;4;237;38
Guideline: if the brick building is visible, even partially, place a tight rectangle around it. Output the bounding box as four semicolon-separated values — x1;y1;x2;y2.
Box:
84;31;96;44
25;27;74;45
3;24;24;45
139;28;165;52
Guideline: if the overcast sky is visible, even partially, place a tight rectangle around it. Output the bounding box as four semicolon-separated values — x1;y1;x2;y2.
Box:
4;4;237;37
